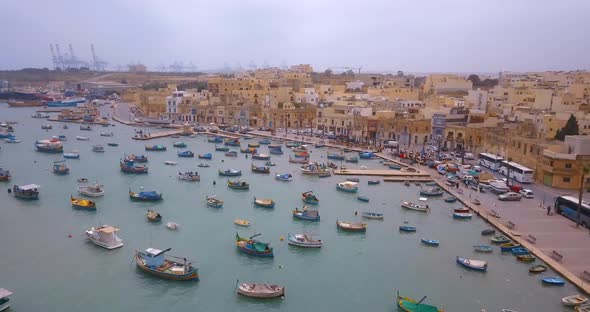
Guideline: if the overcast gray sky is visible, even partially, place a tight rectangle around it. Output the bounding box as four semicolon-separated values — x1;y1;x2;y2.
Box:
2;0;589;72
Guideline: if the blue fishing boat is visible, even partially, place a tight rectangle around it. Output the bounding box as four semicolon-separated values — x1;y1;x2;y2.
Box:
399;225;416;232
473;245;493;253
120;159;148;174
63;151;80;159
421;238;440;246
511;247;529;256
452;212;473;219
444;196;457;203
301;191;319;204
356;196;370;202
259;139;272;145
292;206;320;221
206;195;224;208
219;169;242;176
456;257;487;271
327;152;344;160
223;138;240;146
134;248;198;281
336;181;358;193
361;212;384;219
177;150;194;158
541;277;565;286
236;233;273;257
215;145;229;152
500;242;520;252
251;164;270;174
389;164;401;170
367;180;380;185
254;197;275;208
173;142;187;148
359;151;374;159
129;189;162;201
198;153;212;159
227;179;249;190
345;156;359;163
419;187;444;196
208;136;224;143
12;184;40;200
275;173;292;182
225;151;238;157
52;160;69;175
145;145;166;151
4;137;20;143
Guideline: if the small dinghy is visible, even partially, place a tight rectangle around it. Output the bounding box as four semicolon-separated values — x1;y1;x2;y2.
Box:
481;228;496;236
516;254;536;262
542;277;565;286
511;247;529;255
399;225;416;232
500;242;520;252
164;161;177;165
367;180;380;185
400;201;430;212
361;212;383;219
576;304;590;312
529;265;548;273
236;282;284;298
453;207;470;213
234;219;250;227
473;245;493;253
336;220;367;232
198;163;210;168
444;196;457;203
452;212;473;219
287;233;322;248
421;238;439;247
146;210;162;222
490;235;510;244
165;222;178;230
456;256;487;271
356;195;370;202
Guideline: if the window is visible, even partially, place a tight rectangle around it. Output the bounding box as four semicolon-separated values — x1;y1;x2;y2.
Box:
550;160;554;166
563;177;571;183
565;163;572;169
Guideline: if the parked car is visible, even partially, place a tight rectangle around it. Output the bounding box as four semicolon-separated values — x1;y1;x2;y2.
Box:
464;153;475;160
519;189;534;198
498;192;522;201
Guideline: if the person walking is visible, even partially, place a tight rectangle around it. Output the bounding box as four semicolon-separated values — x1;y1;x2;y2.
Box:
547;205;551;215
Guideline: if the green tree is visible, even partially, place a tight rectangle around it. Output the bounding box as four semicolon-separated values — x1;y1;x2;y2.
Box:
554;114;579;141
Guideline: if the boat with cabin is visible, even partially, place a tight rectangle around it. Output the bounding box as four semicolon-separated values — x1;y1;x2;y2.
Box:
292;206;320;221
301;162;330;175
206;195;223;208
177;150;194;157
287;233;322;248
236;233;274;257
129;189;162;201
134;248;198;281
252;153;271;160
400;201;430;212
120;159;148;174
198;153;212;159
71;195;96;210
85;225;123;248
227;179;249;190
0;168;11;181
301;191;319;204
236;282;284;298
35;139;63;153
165;222;178;230
52;160;70;174
93;145;105;152
178;171;200;181
219;169;242;176
13;184;40;199
78;183;105;197
336;220;367;232
254;197;275;208
275;173;293;181
362;212;384;219
251;164;270;174
336;181;359;193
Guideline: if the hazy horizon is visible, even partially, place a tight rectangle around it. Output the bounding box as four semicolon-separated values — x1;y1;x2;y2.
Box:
2;0;589;73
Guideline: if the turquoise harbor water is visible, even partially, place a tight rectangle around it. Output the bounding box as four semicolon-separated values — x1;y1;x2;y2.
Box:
0;104;580;312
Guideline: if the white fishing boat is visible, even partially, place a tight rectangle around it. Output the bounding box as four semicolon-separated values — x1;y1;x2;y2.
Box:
85;225;123;249
164;160;177;165
76;136;90;141
237;282;285;298
0;288;13;312
165;222;179;230
77;183;105;197
100;132;114;137
92;145;105;152
400;201;430;212
489;180;510;194
562;295;588;307
287;233;323;248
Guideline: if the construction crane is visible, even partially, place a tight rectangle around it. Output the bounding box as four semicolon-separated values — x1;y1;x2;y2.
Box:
49;44;58;70
326;66;363;74
90;44;107;71
55;44;65;70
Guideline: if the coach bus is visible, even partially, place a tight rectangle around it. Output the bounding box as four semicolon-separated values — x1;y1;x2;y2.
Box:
554;195;590;228
497;160;534;183
478;153;504;171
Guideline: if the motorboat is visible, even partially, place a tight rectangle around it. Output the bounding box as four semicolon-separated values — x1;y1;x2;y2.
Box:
236;282;284;298
178;171;200;181
134;248;198;280
165;222;179;230
336;181;358;193
0;288;14;311
287;233;322;248
78;183;105;197
85;225;123;249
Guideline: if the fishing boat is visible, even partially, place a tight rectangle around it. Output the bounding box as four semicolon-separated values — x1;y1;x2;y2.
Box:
164;160;177;165
145;145;166;151
0;168;11;181
248;142;260;148
13;184;40;200
287;233;323;248
453;212;473;219
92;145;105;152
336;220;367;232
327;152;344;160
542;277;565;286
206;195;223;208
225;151;238;157
453;207;470;213
336;181;359;193
236;233;274;257
78;183;105;197
223;138;240;146
368;180;380;185
301;191;319;204
396;291;442;312
41;124;53;130
215;145;229;151
359;151;374;159
275;173;293;182
177;150;194;157
198;153;212;159
120;159;148;173
289;156;309;164
85;225;123;249
389;164;402;170
134;248;198;280
251;164;270;173
254;197;275;208
300;162;329;175
126;154;147;162
107;142;118;147
399;225;416;232
315;141;326;148
444;196;457;203
52;160;70;174
318;171;332;178
481;229;496;236
400;201;430;212
362;212;384;219
80;125;92;131
473;245;493;253
285;142;300;148
71;195;96;210
178;171;200;181
51;135;67;141
228;179;249;190
259;139;272;145
529;265;548;273
268;144;282;149
292;206;320;221
500;242;520;252
419;187;444;196
219;169;242;176
236;282;284;298
4;137;20;143
63;151;80;159
78;178;89;183
562;295;589;307
173;142;187;148
490;235;511;244
76;136;89;141
345;156;359;163
252;153;271;160
356;196;370;202
269;148;283;155
421;238;440;246
577;304;590;312
240;147;257;154
516;254;536;262
456;257;488;271
0;289;13;311
100;132;113;137
146;210;162;222
294;150;310;158
489;180;510;194
265;161;276;167
35;139;63;153
165;222;178;230
197;163;210;168
234;219;250;227
129;189;163;201
511;247;529;255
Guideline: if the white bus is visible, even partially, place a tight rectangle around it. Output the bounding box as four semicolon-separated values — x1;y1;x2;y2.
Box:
478;153;504;171
498;160;534;183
